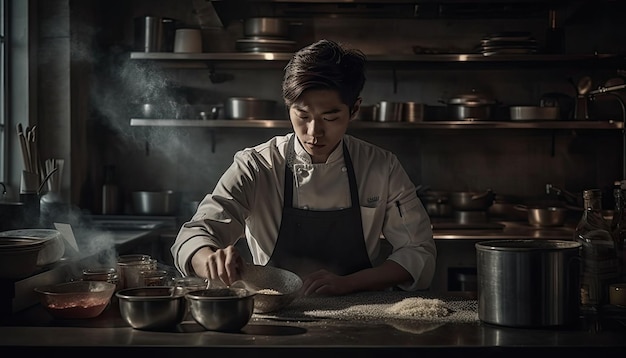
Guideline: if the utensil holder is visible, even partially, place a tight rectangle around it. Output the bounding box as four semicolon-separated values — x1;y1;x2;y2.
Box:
20;171;39;194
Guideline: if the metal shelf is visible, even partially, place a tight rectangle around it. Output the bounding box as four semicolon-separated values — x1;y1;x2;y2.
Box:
130;52;618;63
130;118;624;129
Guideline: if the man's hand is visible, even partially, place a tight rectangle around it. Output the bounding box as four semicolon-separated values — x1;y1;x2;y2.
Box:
191;245;244;286
301;269;353;296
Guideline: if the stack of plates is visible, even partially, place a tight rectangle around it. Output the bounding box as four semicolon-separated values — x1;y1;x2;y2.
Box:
479;32;537;56
235;36;296;53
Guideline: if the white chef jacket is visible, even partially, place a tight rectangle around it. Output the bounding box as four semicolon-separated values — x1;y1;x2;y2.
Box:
171;133;436;291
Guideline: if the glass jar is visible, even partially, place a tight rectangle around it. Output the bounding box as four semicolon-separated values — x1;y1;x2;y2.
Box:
116;255;157;289
574;189;620;309
173;276;208;296
82;267;121;304
139;269;170;286
82;267;120;285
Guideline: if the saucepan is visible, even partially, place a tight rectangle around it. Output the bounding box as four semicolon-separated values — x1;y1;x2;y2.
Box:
514;205;568;227
132;190;181;216
449;190;494;211
243;17;289;38
439;91;499;121
418;190;452;217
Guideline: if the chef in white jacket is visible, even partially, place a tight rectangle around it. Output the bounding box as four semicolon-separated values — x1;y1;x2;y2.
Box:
172;39;436;296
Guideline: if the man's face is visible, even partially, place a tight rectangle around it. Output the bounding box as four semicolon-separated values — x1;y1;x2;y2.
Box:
289;89;360;163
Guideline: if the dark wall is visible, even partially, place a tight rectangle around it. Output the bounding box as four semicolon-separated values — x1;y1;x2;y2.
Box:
53;0;626;215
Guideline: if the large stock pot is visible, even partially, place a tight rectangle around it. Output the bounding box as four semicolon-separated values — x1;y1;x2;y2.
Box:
476;239;581;327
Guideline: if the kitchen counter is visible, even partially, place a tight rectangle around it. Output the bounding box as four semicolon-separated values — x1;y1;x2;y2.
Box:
432;219;576;241
1;290;625;357
2;220;623;356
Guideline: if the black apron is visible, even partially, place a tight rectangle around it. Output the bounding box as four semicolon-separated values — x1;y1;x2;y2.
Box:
268;142;372;277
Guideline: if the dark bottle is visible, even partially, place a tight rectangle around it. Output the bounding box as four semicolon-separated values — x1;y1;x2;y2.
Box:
611;187;626;281
101;165;119;215
574;189;619;308
545;9;565;54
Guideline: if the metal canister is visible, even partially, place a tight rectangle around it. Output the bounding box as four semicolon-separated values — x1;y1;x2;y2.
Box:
476;239;581;327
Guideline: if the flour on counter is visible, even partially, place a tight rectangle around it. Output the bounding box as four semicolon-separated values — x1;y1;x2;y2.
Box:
255;291;479;323
385;297;450;318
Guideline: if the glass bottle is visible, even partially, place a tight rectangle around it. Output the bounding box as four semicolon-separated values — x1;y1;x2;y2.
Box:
101;165;119;215
611;187;626;281
574;189;619;309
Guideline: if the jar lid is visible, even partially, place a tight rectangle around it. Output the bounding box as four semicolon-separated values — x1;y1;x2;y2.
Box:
83;267;117;275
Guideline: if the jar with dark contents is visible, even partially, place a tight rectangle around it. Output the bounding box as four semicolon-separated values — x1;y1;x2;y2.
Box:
117;255;157;289
139;269;171;286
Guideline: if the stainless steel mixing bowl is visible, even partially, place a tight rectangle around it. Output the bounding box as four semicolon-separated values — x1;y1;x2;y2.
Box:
186;287;255;332
116;286;186;330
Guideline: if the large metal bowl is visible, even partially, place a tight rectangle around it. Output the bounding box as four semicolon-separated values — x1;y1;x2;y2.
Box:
0;229;65;266
35;281;116;319
186;287;255;332
240;264;302;313
0;236;47;279
116;286;186;330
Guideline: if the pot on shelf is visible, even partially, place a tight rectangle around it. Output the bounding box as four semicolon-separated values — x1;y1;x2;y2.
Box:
222;97;277;120
440;91;498;121
243;17;289;38
449;190;494;211
131;190;180;216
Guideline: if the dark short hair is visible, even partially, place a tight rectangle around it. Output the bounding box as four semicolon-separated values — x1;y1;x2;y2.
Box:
282;39;366;109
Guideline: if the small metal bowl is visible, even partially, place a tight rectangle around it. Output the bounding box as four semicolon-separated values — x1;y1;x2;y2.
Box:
116;286;186;330
186;287;255;332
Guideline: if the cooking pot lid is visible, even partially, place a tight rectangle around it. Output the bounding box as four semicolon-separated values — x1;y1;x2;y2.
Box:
0;236;47;251
448;92;496;105
476;239;581;251
0;229;61;241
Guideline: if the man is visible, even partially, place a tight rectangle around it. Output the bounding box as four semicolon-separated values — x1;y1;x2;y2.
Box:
172;39;436;296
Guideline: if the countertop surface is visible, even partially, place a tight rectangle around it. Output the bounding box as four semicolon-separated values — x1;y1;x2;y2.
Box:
1;290;625;357
3;218;611;357
431;219;576;240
